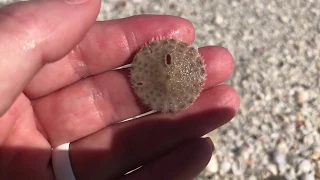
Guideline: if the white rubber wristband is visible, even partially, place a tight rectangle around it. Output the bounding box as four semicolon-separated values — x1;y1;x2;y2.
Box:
52;142;76;180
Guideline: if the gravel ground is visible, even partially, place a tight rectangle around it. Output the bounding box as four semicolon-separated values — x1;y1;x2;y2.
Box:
1;0;320;179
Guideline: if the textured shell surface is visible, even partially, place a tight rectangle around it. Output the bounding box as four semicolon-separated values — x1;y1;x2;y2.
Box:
130;38;206;113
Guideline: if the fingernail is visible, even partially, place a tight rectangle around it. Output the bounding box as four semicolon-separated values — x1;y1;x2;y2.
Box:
64;0;90;5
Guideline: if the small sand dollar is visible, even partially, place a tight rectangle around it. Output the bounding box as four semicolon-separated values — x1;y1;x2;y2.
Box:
131;38;206;112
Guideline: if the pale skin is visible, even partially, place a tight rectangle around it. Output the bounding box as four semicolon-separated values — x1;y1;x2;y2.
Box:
0;0;240;180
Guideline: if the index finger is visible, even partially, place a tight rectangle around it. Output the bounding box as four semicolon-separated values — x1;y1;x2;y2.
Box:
24;15;195;99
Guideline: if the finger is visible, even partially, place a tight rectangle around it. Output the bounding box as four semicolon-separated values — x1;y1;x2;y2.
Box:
120;138;214;180
32;46;235;146
201;46;235;87
68;85;239;180
25;15;195;99
0;0;100;116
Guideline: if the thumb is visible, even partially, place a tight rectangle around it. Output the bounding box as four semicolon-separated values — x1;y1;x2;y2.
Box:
0;0;101;116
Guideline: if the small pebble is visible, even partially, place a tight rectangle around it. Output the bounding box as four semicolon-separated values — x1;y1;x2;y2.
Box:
285;168;297;180
272;150;287;166
280;16;290;23
296;90;309;104
248;176;257;180
311;146;320;160
267;164;278;175
317;62;320;71
303;134;314;145
298;160;313;174
206;155;218;173
219;161;231;175
299;172;315;180
231;160;242;176
214;14;224;25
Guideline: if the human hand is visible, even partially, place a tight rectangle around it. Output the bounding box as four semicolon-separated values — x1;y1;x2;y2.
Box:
0;0;240;180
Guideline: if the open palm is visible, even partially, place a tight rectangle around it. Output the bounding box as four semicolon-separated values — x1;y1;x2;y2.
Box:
0;1;239;180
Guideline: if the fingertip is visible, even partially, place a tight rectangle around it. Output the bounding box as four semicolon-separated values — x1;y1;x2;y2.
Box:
121;14;195;44
216;46;235;76
214;46;235;71
77;14;196;72
221;85;240;113
200;137;216;169
171;138;215;178
183;138;214;168
169;15;196;43
199;46;235;87
204;137;215;153
209;84;240;117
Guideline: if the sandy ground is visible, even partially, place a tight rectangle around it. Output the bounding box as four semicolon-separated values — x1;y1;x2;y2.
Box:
1;0;319;179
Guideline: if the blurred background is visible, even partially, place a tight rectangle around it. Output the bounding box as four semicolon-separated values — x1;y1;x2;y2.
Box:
1;0;319;179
